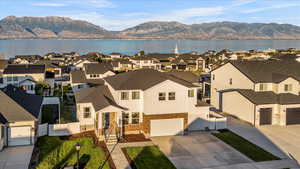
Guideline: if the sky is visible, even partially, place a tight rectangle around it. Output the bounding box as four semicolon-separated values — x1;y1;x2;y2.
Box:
1;0;300;31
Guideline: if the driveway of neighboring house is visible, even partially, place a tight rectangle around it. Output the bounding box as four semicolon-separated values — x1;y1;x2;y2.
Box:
259;124;300;163
151;132;251;169
227;116;289;159
0;146;33;169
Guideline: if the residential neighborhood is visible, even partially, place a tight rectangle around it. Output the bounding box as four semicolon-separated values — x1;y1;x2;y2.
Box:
0;46;300;169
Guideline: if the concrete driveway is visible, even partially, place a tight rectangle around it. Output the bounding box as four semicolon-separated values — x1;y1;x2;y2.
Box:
151;132;251;169
0;146;33;169
259;124;300;163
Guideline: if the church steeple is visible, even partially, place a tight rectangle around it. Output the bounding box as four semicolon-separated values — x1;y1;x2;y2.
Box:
174;44;179;54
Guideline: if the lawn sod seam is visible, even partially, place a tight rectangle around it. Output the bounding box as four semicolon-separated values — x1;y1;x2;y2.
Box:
212;129;280;162
122;146;176;169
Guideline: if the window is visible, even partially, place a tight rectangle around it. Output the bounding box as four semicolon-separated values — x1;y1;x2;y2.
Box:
83;107;91;118
121;92;129;100
132;112;140;124
229;78;232;85
0;126;3;139
7;76;12;82
259;83;268;91
90;74;93;78
188;89;194;97
212;74;215;80
284;84;293;92
132;91;140;100
13;76;18;81
168;92;176;100
122;112;129;125
159;92;166;101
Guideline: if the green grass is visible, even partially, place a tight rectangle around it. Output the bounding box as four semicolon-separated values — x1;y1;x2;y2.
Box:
124;146;176;169
35;136;110;169
212;130;280;162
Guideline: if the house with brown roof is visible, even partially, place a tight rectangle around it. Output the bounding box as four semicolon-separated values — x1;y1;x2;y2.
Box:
211;60;300;126
74;69;216;141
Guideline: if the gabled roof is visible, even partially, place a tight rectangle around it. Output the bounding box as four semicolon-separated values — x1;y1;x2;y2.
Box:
104;69;196;91
70;70;104;85
0;85;42;123
74;85;124;112
222;89;300;105
3;64;45;74
84;63;113;74
166;70;199;83
228;60;300;83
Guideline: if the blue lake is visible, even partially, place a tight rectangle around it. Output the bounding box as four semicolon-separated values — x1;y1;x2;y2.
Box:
1;39;300;58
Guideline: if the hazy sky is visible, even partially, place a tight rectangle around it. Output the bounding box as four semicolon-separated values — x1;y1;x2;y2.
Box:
1;0;300;30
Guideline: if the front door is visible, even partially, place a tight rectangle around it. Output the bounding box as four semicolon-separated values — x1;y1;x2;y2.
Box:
103;112;110;129
260;108;272;125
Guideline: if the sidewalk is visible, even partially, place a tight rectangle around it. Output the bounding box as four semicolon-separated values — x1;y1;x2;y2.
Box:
107;141;154;169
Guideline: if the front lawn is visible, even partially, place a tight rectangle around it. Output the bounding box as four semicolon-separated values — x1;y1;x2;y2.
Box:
35;136;110;169
123;146;176;169
212;130;280;162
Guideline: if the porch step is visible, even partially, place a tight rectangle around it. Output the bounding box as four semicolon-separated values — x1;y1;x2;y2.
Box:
105;135;118;145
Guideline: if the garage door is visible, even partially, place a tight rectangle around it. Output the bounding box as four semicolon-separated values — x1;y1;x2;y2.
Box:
150;118;184;137
8;126;32;146
286;108;300;125
260;108;272;125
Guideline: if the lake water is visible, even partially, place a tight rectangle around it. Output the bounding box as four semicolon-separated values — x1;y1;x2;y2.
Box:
1;39;300;58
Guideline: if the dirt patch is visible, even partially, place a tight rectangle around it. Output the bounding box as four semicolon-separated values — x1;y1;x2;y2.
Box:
119;134;151;143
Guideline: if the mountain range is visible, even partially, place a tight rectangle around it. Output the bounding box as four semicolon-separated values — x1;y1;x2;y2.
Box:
1;16;300;40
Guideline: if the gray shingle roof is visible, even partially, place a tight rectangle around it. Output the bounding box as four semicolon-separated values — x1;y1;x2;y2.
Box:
225;89;300;105
104;69;197;91
84;63;113;74
229;60;300;83
0;85;41;123
70;70;104;85
3;64;45;74
166;70;199;83
74;85;124;112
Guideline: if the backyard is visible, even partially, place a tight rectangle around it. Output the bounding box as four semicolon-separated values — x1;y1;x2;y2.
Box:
122;146;176;169
35;136;110;169
212;129;280;162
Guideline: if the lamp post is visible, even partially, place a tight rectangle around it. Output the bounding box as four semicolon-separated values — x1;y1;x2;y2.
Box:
75;143;81;169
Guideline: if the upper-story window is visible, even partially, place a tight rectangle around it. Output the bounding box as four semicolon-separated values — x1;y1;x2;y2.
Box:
159;92;166;101
132;91;140;100
229;78;232;85
284;84;293;92
188;89;194;97
259;83;268;91
168;92;176;100
83;107;91;118
7;76;12;82
121;92;129;100
212;74;215;80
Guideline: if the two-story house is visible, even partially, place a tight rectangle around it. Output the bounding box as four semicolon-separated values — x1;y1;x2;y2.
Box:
74;69;211;140
211;60;300;126
2;64;46;94
70;63;115;91
130;57;161;70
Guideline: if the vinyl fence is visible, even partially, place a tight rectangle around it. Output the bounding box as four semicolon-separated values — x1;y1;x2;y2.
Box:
38;122;80;137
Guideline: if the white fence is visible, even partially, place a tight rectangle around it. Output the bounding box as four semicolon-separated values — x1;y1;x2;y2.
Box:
38;122;80;137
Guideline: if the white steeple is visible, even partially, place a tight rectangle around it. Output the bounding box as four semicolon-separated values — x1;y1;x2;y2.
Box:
174;44;179;54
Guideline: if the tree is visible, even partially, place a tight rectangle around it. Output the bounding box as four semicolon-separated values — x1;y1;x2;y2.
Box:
35;81;50;96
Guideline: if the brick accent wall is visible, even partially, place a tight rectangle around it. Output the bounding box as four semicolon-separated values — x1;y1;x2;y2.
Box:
142;113;188;137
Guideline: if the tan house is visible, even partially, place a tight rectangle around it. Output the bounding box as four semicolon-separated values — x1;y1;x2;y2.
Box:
211;60;300;126
0;85;43;149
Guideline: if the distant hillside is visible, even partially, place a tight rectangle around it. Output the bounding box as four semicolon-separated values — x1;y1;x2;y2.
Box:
0;16;113;39
1;16;300;40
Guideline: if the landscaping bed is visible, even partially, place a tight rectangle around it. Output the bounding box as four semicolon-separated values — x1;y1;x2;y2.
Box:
34;136;112;169
122;146;176;169
212;129;280;162
119;134;151;143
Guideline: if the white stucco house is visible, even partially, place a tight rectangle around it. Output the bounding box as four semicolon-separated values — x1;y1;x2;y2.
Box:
74;69;220;140
211;60;300;126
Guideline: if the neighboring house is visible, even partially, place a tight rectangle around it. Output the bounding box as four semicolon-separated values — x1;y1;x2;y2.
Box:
73;59;97;70
0;85;43;149
83;63;115;79
13;55;42;64
130;57;161;70
70;70;104;91
110;60;134;71
199;74;211;103
211;60;300;126
0;59;8;73
37;60;62;77
2;64;46;94
171;54;205;71
110;53;122;59
74;69;212;140
147;53;176;70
